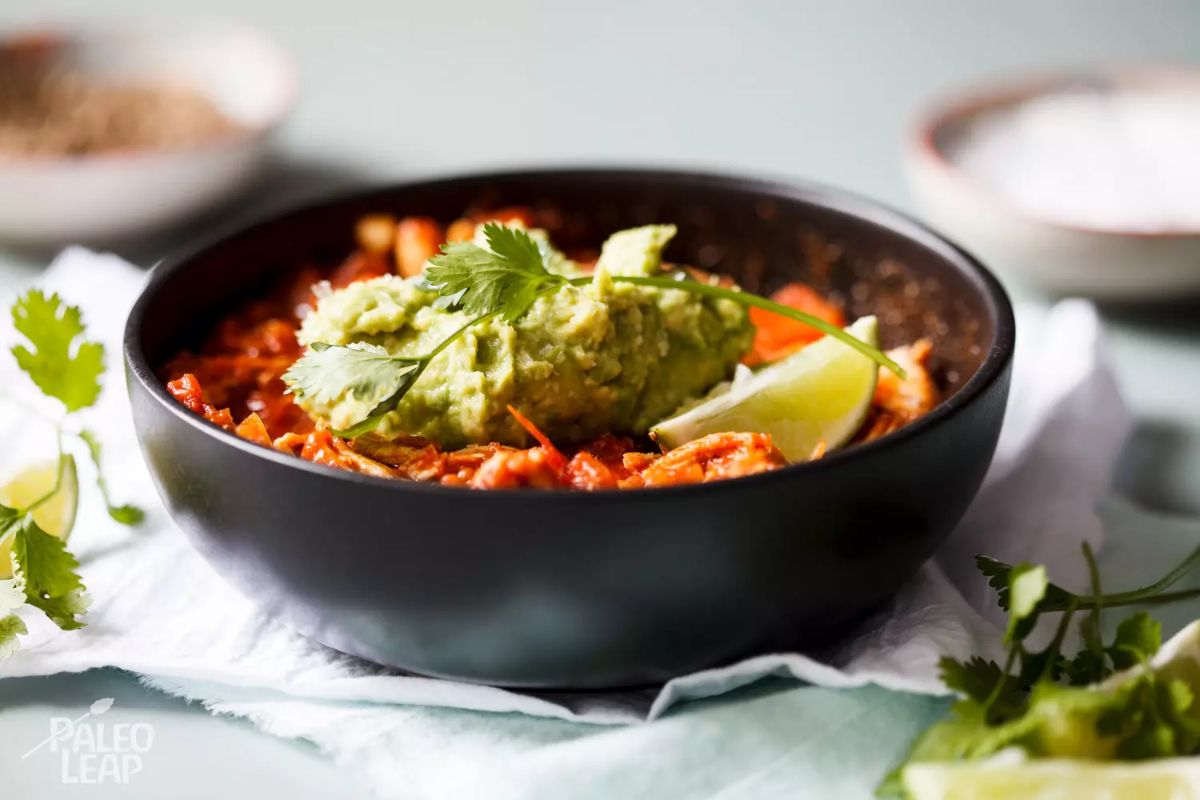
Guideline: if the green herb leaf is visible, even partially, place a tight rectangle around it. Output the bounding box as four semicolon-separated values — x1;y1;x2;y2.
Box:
1108;612;1162;670
940;656;1026;721
0;612;26;659
10;515;89;631
976;555;1076;613
1106;677;1197;759
283;343;424;438
425;222;567;322
77;430;144;526
10;290;104;412
1065;614;1163;686
882;543;1200;797
940;656;1007;703
1004;562;1049;644
0;561;27;659
1066;647;1110;686
1080;542;1104;628
284;343;422;408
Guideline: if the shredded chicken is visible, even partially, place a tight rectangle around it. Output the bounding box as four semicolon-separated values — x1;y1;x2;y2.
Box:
349;434;446;481
467;447;565;489
270;427;397;479
857;339;938;443
621;432;786;488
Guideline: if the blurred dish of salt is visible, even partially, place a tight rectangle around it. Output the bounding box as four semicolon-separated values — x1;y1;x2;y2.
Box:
946;83;1200;232
907;70;1200;298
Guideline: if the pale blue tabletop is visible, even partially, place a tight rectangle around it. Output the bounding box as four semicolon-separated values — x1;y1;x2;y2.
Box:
2;1;1199;797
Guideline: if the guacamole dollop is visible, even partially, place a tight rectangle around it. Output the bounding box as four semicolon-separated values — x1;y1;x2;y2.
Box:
295;225;753;447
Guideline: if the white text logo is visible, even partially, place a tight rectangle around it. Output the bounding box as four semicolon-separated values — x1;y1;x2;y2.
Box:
21;698;153;784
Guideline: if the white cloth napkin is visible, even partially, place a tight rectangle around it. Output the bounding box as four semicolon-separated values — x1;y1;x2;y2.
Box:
0;249;1141;795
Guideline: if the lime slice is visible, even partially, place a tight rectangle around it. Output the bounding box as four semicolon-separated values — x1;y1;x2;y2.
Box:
903;753;1200;800
0;456;78;579
651;316;879;461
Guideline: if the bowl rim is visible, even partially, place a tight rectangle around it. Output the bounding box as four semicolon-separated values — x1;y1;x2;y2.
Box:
124;165;1016;501
0;22;297;167
909;63;1200;240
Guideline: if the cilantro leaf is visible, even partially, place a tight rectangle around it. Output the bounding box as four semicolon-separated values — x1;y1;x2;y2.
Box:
425;222;567;322
107;505;144;526
940;656;1026;722
0;568;27;659
284;343;421;408
884;545;1200;797
0;613;26;659
1004;562;1049;644
0;502;18;529
1159;678;1200;755
10;290;104;412
77;430;144;525
10;516;89;630
940;656;1008;703
283;343;423;438
1104;676;1199;759
976;555;1016;609
1065;613;1162;686
1108;612;1161;670
976;556;1077;613
1066;647;1110;686
485;223;551;278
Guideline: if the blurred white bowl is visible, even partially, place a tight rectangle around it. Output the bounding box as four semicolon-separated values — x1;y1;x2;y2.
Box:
905;68;1200;300
0;24;296;245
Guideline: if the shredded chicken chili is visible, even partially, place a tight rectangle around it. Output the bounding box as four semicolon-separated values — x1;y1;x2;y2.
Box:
163;208;938;490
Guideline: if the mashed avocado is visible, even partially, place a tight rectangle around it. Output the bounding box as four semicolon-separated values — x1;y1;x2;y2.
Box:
295;225;753;447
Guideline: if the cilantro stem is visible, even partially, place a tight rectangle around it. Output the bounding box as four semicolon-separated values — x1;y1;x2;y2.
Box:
1038;600;1078;683
327;308;511;438
20;433;65;516
1081;542;1105;657
1082;542;1103;616
1093;544;1200;604
568;275;906;378
1093;587;1200;608
2;433;66;549
981;645;1019;719
1036;545;1200;612
426;309;505;359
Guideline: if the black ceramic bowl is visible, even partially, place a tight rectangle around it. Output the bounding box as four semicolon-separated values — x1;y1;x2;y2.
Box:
124;168;1015;689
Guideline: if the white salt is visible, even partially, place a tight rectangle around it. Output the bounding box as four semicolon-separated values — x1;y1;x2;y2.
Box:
947;84;1200;231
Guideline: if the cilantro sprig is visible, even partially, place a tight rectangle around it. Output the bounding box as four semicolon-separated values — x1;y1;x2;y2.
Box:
284;223;903;438
425;222;570;321
878;544;1200;798
0;290;144;657
11;289;104;412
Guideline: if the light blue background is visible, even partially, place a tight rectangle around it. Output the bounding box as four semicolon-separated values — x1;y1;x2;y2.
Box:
2;1;1199;797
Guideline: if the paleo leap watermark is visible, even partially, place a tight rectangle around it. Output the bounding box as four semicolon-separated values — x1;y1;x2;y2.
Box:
21;697;153;784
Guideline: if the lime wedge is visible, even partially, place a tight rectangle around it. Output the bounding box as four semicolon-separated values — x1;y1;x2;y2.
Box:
903;753;1200;800
0;456;78;579
651;316;879;461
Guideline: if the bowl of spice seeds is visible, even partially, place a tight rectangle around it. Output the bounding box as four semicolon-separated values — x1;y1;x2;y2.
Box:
0;25;295;245
906;67;1200;299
